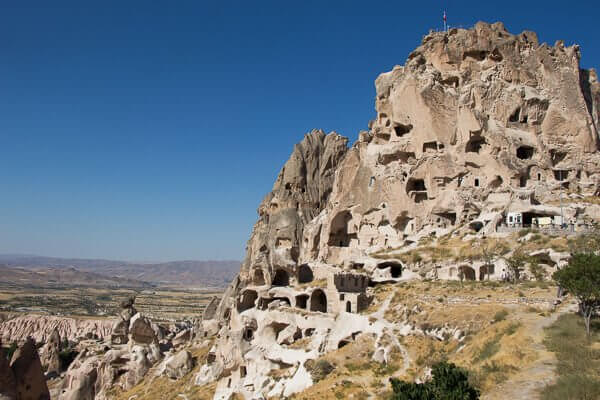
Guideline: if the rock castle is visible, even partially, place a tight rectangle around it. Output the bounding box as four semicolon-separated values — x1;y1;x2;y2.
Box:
198;21;600;399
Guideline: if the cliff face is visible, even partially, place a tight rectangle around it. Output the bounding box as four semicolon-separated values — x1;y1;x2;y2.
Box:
312;22;600;269
200;22;600;399
237;130;349;288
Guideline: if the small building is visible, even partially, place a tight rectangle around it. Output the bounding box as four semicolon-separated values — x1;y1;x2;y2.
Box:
532;216;553;227
327;273;370;314
506;212;522;227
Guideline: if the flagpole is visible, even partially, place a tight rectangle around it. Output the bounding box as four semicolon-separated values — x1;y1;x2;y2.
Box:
443;11;447;32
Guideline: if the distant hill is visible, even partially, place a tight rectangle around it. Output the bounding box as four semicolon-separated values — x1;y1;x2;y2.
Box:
0;255;240;288
0;265;152;288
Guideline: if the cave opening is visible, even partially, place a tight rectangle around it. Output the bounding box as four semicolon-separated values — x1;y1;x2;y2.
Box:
295;294;309;309
516;145;534;160
272;269;290;286
465;135;486;153
310;289;327;313
297;264;314;283
376;261;403;278
237;290;258;313
393;123;413;137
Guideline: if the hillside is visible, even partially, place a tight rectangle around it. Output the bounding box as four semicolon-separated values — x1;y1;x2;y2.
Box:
197;21;600;399
0;255;240;288
0;265;152;289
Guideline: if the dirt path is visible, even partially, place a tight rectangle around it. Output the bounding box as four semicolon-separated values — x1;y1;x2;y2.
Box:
482;302;576;400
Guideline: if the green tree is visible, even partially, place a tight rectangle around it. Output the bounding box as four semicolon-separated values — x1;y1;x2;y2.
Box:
506;250;528;282
553;253;600;337
458;268;465;287
529;259;544;282
479;239;503;280
528;257;545;281
390;361;479;400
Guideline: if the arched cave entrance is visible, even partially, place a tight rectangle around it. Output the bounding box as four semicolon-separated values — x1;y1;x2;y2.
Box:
243;327;254;341
469;221;484;232
346;301;352;313
310;289;327;313
406;178;428;203
376;261;403;278
459;266;476;281
272;269;290;286
516;145;534;160
328;211;356;247
237;290;258;313
297;264;314;284
253;269;265;285
479;264;494;281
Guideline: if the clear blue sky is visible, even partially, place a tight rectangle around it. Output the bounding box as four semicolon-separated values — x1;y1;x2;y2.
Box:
1;0;598;261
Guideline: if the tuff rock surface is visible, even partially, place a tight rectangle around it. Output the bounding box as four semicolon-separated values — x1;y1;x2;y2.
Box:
10;338;50;400
196;22;600;399
0;342;17;400
54;296;194;400
0;315;113;346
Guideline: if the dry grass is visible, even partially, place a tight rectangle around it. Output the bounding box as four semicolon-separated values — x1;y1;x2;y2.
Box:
372;232;570;268
351;281;556;395
541;314;600;399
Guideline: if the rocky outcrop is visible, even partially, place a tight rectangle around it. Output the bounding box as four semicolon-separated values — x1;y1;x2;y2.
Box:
0;342;17;400
172;329;191;348
197;22;600;400
0;315;113;345
163;350;194;379
40;328;62;377
129;314;157;345
58;298;165;400
110;296;137;345
57;353;97;400
10;338;50;400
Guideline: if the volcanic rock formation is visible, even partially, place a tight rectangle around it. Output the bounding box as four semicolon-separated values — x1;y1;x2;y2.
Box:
10;338;50;400
197;22;600;399
0;315;113;345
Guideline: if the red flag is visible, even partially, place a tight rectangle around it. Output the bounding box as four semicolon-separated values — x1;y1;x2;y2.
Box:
443;11;447;22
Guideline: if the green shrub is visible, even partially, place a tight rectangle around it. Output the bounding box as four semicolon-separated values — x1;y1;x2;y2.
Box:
305;359;335;382
474;335;501;363
504;322;521;336
59;348;79;371
493;310;509;323
390;361;479;399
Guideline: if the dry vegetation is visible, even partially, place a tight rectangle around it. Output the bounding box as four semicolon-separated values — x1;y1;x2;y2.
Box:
283;280;562;399
372;231;570;265
0;284;222;321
